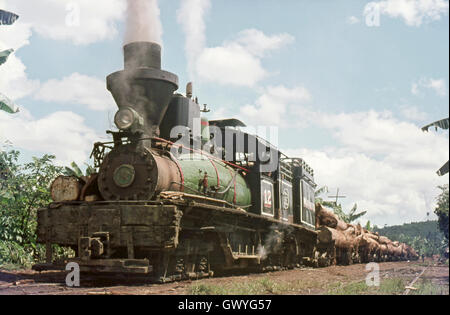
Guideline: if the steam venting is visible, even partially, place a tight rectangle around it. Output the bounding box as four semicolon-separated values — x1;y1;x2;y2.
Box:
106;1;178;140
124;0;163;45
258;224;294;261
177;0;211;79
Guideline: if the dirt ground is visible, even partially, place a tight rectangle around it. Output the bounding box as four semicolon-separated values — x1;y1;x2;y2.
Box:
0;260;448;295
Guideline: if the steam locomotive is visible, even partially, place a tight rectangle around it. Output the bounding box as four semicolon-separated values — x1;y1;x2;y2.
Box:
33;42;414;282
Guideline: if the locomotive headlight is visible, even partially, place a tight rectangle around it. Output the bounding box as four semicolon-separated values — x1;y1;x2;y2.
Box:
114;107;143;131
114;108;135;130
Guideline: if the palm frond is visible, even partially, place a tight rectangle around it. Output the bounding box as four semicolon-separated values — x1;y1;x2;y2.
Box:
70;162;83;178
422;118;449;132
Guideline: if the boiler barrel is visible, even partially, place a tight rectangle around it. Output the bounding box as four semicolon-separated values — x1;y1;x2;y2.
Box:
177;153;251;207
98;146;251;206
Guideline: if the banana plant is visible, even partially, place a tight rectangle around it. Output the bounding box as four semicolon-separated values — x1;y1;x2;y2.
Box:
63;161;96;178
0;49;13;66
0;92;19;114
346;203;367;223
422;118;449;176
0;9;19;25
0;9;19;114
315;186;367;223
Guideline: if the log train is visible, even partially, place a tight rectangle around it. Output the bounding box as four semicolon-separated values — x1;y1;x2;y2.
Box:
33;41;418;282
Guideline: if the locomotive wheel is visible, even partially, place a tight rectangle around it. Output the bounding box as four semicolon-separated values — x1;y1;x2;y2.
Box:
152;235;214;283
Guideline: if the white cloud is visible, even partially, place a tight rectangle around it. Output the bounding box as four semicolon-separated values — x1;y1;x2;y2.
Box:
426;78;448;96
34;73;116;111
0;21;39;100
285;110;448;226
0;54;40;100
0;12;115;111
400;105;429;121
347;16;361;24
364;0;449;26
195;31;294;87
0;20;31;51
2;0;126;45
177;0;211;78
0;108;103;165
232;85;448;226
0;1;115;166
232;29;295;58
412;78;448;96
240;85;312;125
177;0;294;87
196;44;267;87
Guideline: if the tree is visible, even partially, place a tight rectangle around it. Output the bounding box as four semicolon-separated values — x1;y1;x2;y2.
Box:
0;149;64;266
434;185;449;242
374;221;446;257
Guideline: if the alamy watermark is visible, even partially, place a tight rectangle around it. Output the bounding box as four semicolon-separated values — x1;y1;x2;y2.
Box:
65;262;80;287
365;262;380;287
169;119;280;173
364;2;381;27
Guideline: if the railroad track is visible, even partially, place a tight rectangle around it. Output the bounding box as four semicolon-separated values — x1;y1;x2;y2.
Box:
403;264;429;295
1;261;444;295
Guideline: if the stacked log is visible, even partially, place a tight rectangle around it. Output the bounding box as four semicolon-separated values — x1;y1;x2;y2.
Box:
315;203;418;265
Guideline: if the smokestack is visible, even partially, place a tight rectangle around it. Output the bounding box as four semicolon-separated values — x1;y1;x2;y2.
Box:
124;41;161;69
107;41;179;139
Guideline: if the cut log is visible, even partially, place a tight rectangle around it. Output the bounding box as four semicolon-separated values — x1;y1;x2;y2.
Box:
50;175;82;202
315;203;350;231
365;232;379;242
315;203;338;229
315;204;419;263
342;225;356;238
380;244;388;257
354;223;363;236
378;236;391;245
387;243;396;256
317;226;353;249
80;173;102;201
336;220;350;231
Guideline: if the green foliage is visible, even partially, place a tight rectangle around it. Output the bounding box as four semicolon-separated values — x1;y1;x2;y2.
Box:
374;221;446;257
411;279;449;295
434;185;449;241
373;184;448;257
315;186;367;223
189;277;314;295
315;186;328;198
0;240;37;268
327;278;407;295
341;203;367;223
327;281;370;295
189;277;289;295
63;161;96;178
0;149;72;268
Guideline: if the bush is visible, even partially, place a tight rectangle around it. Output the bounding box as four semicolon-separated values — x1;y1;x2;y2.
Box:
0;149;65;268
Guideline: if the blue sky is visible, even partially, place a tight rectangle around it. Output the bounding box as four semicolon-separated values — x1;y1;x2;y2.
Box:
0;0;448;226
